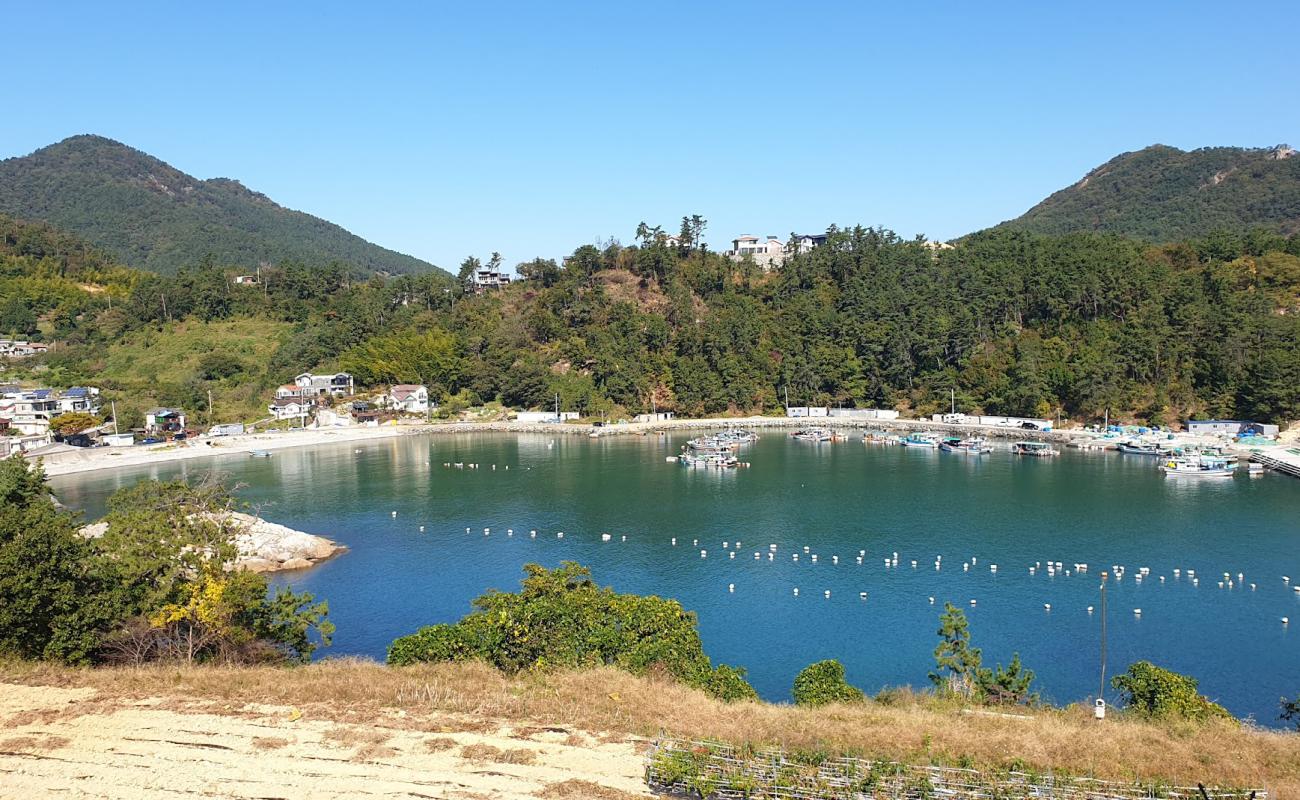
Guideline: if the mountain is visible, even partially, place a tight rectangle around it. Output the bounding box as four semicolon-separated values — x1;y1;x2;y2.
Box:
990;143;1300;242
0;135;442;276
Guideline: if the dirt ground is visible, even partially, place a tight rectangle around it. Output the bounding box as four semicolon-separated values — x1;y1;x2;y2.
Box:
0;682;651;799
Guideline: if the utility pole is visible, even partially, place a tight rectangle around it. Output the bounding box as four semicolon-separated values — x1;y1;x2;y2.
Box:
207;389;214;426
1099;571;1109;701
950;388;955;415
111;401;119;435
783;386;789;413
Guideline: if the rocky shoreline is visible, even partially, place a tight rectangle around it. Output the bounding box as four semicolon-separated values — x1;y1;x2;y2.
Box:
80;511;346;574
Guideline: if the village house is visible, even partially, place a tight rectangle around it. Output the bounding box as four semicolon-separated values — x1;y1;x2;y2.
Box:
294;372;354;397
386;384;431;414
269;397;314;421
0;340;52;358
143;408;187;437
0;386;103;437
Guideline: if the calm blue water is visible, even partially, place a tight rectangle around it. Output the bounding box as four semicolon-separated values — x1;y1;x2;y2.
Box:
50;432;1300;725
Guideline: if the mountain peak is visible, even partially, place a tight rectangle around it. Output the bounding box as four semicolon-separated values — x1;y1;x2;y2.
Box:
0;136;443;277
990;143;1300;241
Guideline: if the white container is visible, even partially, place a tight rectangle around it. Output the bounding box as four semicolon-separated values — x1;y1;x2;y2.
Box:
1094;698;1106;720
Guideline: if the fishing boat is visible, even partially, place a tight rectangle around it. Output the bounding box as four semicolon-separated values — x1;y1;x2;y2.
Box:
899;432;939;448
248;450;273;458
1160;455;1234;478
1117;439;1167;456
712;428;759;445
791;427;833;442
1012;441;1058;457
941;436;992;455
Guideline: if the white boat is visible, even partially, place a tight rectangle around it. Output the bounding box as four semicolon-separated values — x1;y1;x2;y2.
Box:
248;450;273;458
1013;441;1058;457
791;427;833;442
1160;455;1234;478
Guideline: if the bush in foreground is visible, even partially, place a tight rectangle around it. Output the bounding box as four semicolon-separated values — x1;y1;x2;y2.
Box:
1112;661;1234;722
792;659;864;707
387;561;757;702
0;456;332;666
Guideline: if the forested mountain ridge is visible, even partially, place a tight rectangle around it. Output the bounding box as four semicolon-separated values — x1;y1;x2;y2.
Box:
990;144;1300;242
6;212;1300;429
0;135;444;277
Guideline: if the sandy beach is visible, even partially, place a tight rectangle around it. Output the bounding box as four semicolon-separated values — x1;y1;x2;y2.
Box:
33;414;1274;479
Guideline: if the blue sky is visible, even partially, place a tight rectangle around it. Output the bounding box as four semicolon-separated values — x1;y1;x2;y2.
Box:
4;1;1297;271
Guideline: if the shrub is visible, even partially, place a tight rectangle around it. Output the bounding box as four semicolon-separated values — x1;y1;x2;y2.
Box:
387;562;755;702
1112;661;1234;722
792;659;865;707
1282;694;1300;730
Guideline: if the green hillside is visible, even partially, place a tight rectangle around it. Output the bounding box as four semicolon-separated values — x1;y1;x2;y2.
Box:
991;144;1300;242
0;135;443;276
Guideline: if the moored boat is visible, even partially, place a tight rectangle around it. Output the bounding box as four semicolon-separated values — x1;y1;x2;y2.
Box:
939;436;992;455
899;432;939;448
791;427;833;442
1160;455;1234;478
1012;441;1058;457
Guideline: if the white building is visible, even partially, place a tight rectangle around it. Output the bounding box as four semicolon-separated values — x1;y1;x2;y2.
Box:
633;412;674;424
725;232;827;270
515;411;579;423
469;268;512;294
0;340;51;358
725;235;786;269
0;386;101;437
387;384;431;414
269;398;314;421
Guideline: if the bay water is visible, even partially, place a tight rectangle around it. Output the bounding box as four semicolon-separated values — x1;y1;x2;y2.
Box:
50;432;1300;725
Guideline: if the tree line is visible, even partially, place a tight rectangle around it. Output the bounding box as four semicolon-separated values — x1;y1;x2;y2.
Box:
6;213;1300;426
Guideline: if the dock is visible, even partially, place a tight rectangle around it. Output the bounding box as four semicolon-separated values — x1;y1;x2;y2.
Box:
1249;447;1300;479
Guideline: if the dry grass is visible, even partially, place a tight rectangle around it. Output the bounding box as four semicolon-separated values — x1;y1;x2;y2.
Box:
4;658;1296;794
537;778;645;799
251;736;288;750
459;742;537;764
0;734;70;753
423;735;458;752
322;725;392;748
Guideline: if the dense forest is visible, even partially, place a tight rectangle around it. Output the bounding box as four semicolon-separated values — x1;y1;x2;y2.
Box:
4;212;1300;428
0;135;442;276
993;144;1300;242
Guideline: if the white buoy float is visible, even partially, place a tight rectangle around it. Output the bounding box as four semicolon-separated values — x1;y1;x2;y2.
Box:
1087;606;1094;614
928;596;935;604
793;588;799;596
391;511;397;518
969;599;977;607
418;525;425;532
728;583;734;593
1044;603;1051;611
601;533;611;542
824;590;831;599
859;592;867;600
700;550;707;558
1134;608;1142;616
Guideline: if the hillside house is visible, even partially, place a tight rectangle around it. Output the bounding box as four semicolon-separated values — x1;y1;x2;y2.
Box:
468;268;512;294
387;384;431;414
0;340;51;358
294;372;354;397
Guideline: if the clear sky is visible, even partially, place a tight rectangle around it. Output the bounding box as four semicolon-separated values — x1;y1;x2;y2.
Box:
4;1;1297;271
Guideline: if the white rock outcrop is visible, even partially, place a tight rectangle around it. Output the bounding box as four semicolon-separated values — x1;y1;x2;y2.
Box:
80;512;346;573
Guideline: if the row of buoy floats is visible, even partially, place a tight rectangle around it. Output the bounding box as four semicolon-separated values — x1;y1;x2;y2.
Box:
385;513;1295;625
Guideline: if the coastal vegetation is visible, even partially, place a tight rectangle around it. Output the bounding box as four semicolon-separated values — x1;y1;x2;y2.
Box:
387;561;758;702
0;456;332;665
6;210;1300;428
